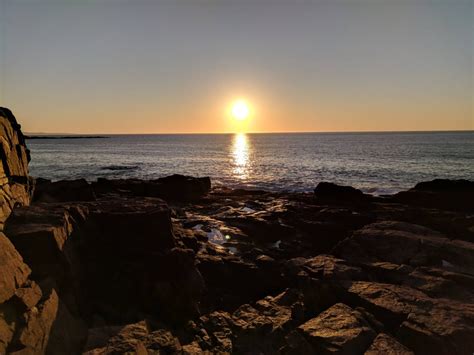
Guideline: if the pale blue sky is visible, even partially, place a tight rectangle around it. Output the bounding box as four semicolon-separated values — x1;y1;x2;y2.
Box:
1;0;472;133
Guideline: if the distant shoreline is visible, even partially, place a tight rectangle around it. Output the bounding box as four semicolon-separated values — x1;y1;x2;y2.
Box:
25;135;110;140
24;130;474;137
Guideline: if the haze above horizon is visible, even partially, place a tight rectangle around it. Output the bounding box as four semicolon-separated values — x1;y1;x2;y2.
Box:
1;0;472;134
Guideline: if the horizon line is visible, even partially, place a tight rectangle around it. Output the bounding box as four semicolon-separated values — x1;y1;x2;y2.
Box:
25;129;474;136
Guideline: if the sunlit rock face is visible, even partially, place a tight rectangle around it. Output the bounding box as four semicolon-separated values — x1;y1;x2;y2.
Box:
0;108;66;355
0;107;33;229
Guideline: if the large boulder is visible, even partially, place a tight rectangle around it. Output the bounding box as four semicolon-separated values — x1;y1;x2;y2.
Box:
0;232;31;304
153;174;211;201
3;203;89;353
4;203;89;283
93;174;211;201
33;175;211;203
33;178;96;202
314;182;371;206
344;281;474;355
6;188;209;326
335;221;474;275
80;196;187;323
4;195;191;323
393;179;474;212
285;303;376;354
4;195;175;283
86;195;175;252
0;107;33;229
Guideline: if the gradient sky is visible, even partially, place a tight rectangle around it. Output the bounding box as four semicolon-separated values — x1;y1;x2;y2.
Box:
1;0;472;133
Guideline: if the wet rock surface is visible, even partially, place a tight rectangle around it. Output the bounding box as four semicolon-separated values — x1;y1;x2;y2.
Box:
1;109;474;354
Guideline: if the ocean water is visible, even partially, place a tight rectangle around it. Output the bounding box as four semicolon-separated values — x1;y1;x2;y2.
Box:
27;131;474;194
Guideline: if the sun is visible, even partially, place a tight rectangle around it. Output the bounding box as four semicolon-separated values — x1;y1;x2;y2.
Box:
231;100;250;121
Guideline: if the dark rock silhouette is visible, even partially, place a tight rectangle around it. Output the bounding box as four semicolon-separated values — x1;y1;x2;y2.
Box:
393;178;474;212
33;178;96;202
314;181;371;206
93;174;211;201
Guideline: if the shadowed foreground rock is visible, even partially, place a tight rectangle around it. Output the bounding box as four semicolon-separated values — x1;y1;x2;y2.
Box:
0;231;63;354
393;179;474;212
314;182;371;206
5;175;473;355
92;174;211;201
1;108;474;354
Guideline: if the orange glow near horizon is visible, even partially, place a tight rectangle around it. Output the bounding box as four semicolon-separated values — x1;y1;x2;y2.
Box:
4;1;472;135
11;93;473;134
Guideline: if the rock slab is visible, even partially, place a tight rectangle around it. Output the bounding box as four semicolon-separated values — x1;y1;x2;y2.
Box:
0;107;33;229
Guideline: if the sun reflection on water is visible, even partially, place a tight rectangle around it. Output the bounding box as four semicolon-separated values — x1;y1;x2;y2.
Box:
231;133;251;180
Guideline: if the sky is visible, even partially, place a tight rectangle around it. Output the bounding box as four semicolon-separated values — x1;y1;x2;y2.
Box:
0;0;472;134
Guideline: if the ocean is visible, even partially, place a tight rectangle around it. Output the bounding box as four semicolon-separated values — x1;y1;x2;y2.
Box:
27;131;474;195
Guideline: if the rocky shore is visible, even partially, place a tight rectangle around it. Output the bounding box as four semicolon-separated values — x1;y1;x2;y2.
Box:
1;107;474;354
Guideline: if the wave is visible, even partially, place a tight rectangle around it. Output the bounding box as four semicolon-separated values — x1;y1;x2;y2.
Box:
101;165;140;171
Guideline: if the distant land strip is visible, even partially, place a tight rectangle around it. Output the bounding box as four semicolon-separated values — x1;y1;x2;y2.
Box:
25;135;109;140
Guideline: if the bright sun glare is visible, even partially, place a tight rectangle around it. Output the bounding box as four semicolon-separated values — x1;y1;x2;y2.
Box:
231;100;250;121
